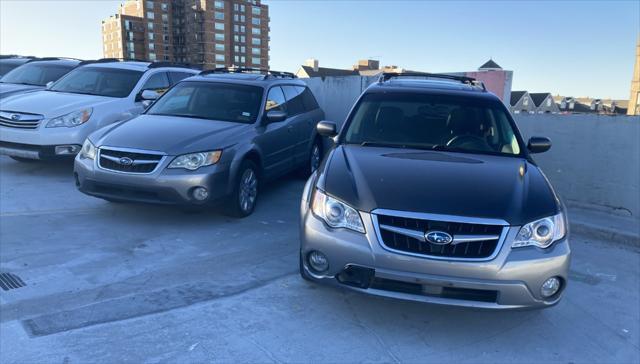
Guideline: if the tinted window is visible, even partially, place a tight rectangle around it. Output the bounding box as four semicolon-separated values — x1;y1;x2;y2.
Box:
344;92;522;156
1;63;75;86
265;86;286;112
282;85;305;116
301;87;319;110
141;72;170;91
0;60;28;76
50;67;143;98
169;71;195;84
147;81;264;123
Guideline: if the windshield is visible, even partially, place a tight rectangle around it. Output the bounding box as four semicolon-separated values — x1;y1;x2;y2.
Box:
50;67;143;97
147;81;264;123
1;63;75;86
343;92;522;156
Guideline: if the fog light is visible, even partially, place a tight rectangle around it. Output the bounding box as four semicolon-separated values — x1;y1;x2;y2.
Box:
541;277;561;298
55;145;82;155
308;251;329;273
192;187;209;201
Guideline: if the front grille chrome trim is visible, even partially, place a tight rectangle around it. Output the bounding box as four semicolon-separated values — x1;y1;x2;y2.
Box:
371;209;510;262
97;146;166;175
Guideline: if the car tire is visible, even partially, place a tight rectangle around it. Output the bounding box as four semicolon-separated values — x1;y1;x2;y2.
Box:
299;251;313;282
10;156;38;163
298;138;322;178
225;160;259;218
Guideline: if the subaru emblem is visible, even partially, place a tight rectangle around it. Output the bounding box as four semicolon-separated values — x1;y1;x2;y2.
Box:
10;114;20;121
425;231;453;245
118;157;134;166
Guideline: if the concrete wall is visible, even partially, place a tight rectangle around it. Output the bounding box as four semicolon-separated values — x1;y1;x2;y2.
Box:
515;114;640;218
302;75;640;218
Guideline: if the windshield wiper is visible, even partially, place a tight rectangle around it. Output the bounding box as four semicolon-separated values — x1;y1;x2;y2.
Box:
360;141;406;148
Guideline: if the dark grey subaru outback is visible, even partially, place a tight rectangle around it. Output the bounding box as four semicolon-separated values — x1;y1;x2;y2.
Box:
300;73;570;309
75;68;325;217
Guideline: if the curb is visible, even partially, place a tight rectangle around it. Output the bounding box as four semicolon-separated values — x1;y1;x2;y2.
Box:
570;221;640;248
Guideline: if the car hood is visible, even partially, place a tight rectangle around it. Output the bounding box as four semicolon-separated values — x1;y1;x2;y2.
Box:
92;114;250;155
320;145;560;226
0;90;114;118
0;83;43;98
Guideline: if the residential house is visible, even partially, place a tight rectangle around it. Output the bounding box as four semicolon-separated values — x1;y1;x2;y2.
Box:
296;59;358;78
510;91;536;113
554;96;593;113
530;93;560;113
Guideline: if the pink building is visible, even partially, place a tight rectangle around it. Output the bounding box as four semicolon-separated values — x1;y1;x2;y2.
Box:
450;60;513;103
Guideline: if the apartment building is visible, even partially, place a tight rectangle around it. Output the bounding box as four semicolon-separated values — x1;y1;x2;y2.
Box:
101;0;270;69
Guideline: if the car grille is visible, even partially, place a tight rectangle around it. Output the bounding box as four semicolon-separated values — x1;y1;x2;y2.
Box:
98;147;164;174
0;111;44;129
374;212;505;260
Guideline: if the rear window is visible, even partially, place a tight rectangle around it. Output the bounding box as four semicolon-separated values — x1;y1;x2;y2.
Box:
343;92;522;156
50;67;143;98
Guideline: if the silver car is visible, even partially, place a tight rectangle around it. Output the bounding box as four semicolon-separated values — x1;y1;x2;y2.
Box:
299;73;570;309
75;68;325;217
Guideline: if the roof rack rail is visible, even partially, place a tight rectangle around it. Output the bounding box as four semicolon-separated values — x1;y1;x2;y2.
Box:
199;67;296;79
379;72;486;91
0;55;36;60
147;61;198;70
26;57;82;63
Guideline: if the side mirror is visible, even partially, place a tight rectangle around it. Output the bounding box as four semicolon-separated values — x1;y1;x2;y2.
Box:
266;110;287;123
140;89;160;101
527;136;552;154
45;81;54;89
317;121;337;137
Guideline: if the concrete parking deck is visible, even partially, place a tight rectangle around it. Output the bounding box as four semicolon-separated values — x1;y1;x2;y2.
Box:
0;156;638;363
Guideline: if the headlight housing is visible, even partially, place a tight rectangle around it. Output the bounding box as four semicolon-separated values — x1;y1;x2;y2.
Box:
311;189;365;233
46;108;93;128
512;212;567;248
79;139;96;160
168;150;222;171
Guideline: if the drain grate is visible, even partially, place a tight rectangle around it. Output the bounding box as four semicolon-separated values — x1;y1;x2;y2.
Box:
0;272;26;291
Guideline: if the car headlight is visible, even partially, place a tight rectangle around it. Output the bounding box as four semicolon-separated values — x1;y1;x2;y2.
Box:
513;212;567;248
79;139;96;160
311;189;365;233
46;108;93;128
168;150;222;170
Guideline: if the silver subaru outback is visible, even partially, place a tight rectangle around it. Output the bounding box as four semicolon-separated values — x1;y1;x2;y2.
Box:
75;68;324;217
299;73;570;309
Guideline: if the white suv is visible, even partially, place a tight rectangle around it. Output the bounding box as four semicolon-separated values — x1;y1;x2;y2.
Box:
0;60;198;161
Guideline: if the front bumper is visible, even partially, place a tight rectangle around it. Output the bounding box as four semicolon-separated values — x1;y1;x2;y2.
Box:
0;123;92;159
74;154;232;205
299;191;571;310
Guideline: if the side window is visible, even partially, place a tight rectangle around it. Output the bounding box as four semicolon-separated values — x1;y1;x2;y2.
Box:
265;86;286;112
168;71;195;85
282;85;305;116
141;72;170;92
301;87;319;111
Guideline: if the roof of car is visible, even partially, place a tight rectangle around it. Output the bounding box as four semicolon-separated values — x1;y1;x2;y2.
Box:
366;76;497;101
189;72;306;87
0;57;33;65
26;58;81;66
77;60;199;73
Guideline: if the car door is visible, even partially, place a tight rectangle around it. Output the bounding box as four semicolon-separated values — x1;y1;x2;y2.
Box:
281;85;312;166
257;86;295;179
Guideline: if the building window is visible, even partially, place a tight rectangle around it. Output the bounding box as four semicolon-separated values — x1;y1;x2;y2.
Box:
148;22;154;30
252;47;260;55
251;38;260;45
146;1;154;9
546;98;552;107
523;98;529;106
251;28;260;35
161;3;168;11
162;14;168;23
215;22;224;31
215;33;225;42
252;6;261;15
252;18;260;26
149;52;157;61
148;32;154;40
147;12;154;20
149;43;155;51
252;57;261;65
240;4;245;12
215;12;224;20
215;1;224;9
215;54;225;62
163;34;169;41
215;44;224;51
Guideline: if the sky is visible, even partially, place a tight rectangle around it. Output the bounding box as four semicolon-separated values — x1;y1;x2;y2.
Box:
1;0;638;99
